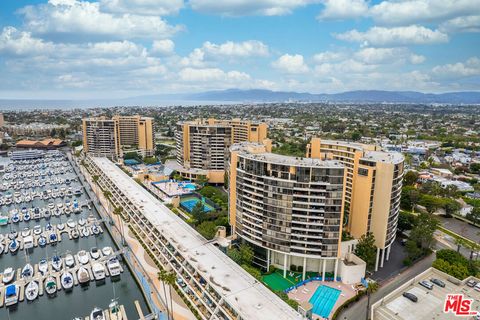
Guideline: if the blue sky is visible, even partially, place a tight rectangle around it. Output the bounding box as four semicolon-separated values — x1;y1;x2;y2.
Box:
0;0;479;99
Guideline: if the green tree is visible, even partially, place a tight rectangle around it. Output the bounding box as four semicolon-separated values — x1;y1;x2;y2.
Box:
403;171;419;186
197;221;217;239
405;240;423;260
444;199;461;217
239;243;254;265
190;201;205;225
354;232;377;270
401;186;420;211
365;281;379;320
470;163;480;174
467;207;480;225
195;175;209;186
419;194;444;214
397;211;415;232
409;212;440;249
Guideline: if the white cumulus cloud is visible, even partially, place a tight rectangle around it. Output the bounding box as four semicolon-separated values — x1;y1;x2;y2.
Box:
432;57;480;79
272;54;309;74
440;15;480;33
19;0;182;40
335;25;449;46
189;0;316;16
317;0;368;20
151;39;175;55
100;0;184;16
178;67;250;82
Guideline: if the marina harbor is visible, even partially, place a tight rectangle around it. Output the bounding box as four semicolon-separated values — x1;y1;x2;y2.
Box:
0;150;149;319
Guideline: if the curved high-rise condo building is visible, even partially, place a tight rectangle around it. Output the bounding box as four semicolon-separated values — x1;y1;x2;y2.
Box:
174;118;268;183
229;142;348;280
306;138;404;270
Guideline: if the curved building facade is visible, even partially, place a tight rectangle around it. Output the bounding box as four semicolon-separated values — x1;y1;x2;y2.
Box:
229;143;346;279
307;138;404;270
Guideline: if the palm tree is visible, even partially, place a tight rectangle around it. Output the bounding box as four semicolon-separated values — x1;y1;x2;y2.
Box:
113;206;125;246
164;272;177;320
365;281;379;320
103;190;112;211
158;270;171;320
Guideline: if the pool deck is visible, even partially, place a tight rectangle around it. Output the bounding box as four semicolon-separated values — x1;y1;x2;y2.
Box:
288;281;357;319
152;181;196;198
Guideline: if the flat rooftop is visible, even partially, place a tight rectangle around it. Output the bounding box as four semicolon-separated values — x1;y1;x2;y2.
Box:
362;150;404;164
232;143;343;168
92;157;302;320
372;267;480;320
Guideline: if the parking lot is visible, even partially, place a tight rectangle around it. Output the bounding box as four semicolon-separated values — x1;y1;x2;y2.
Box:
373;268;480;319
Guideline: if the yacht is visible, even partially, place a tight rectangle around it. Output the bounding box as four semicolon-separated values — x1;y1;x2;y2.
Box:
81;227;90;237
102;246;113;257
57;223;65;231
90;307;105;320
92;224;100;235
21;263;34;279
33;225;42;235
77;250;90;264
51;255;63;271
38;259;48;275
0;243;4;255
24;235;34;249
9;239;19;253
61;271;74;291
11;212;20;223
78;218;87;226
71;228;79;239
21;227;31;237
23;211;31;221
44;276;57;295
107;258;121;277
90;247;101;260
92;263;106;281
38;236;47;247
77;267;90;285
49;232;58;244
25;281;39;301
4;284;19;306
0;214;8;225
67;219;76;228
2;267;15;283
8;230;17;239
65;254;75;268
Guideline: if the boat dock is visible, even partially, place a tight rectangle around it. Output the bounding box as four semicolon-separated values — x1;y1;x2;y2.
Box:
0;248;125;308
0;219;104;254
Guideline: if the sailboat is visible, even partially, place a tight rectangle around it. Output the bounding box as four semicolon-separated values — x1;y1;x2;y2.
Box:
61;271;74;291
45;276;57;295
25;281;39;301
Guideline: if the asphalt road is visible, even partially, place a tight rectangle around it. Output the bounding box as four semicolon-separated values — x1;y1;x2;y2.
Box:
438;216;480;243
338;254;435;320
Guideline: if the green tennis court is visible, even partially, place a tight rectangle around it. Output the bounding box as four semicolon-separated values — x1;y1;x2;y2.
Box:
262;271;296;291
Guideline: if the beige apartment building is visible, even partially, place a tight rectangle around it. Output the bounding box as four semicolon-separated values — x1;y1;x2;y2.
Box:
228;142;348;279
306;138;404;270
82;115;154;160
173;118;268;183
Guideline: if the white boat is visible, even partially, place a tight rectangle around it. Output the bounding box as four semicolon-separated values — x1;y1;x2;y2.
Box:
92;263;106;281
21;263;34;279
33;225;42;235
9;239;19;253
92;224;100;235
25;281;39;301
107;258;121;277
23;235;34;249
38;236;47;247
4;284;19;306
77;250;90;264
65;254;75;268
51;255;63;271
78;218;86;226
90;307;105;320
90;247;100;260
102;246;113;257
44;276;57;295
21;227;31;237
61;271;74;290
71;228;79;239
38;259;48;275
77;267;90;284
81;227;90;237
0;243;4;255
2;267;15;284
57;223;65;230
66;219;76;228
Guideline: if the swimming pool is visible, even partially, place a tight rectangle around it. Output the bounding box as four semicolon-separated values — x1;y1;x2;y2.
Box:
308;285;341;318
180;197;214;213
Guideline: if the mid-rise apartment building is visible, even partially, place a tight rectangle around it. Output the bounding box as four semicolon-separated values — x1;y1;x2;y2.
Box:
83;155;302;320
82;115;154;160
173;118;267;183
306;138;404;270
228;142;348;280
82;117;120;159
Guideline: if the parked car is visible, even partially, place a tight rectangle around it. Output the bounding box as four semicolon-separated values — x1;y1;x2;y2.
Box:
419;280;434;290
403;292;418;302
467;279;477;287
474;283;480;292
430;278;446;288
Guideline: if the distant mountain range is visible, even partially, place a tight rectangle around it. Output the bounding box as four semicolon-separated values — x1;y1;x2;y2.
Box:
1;89;480;109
